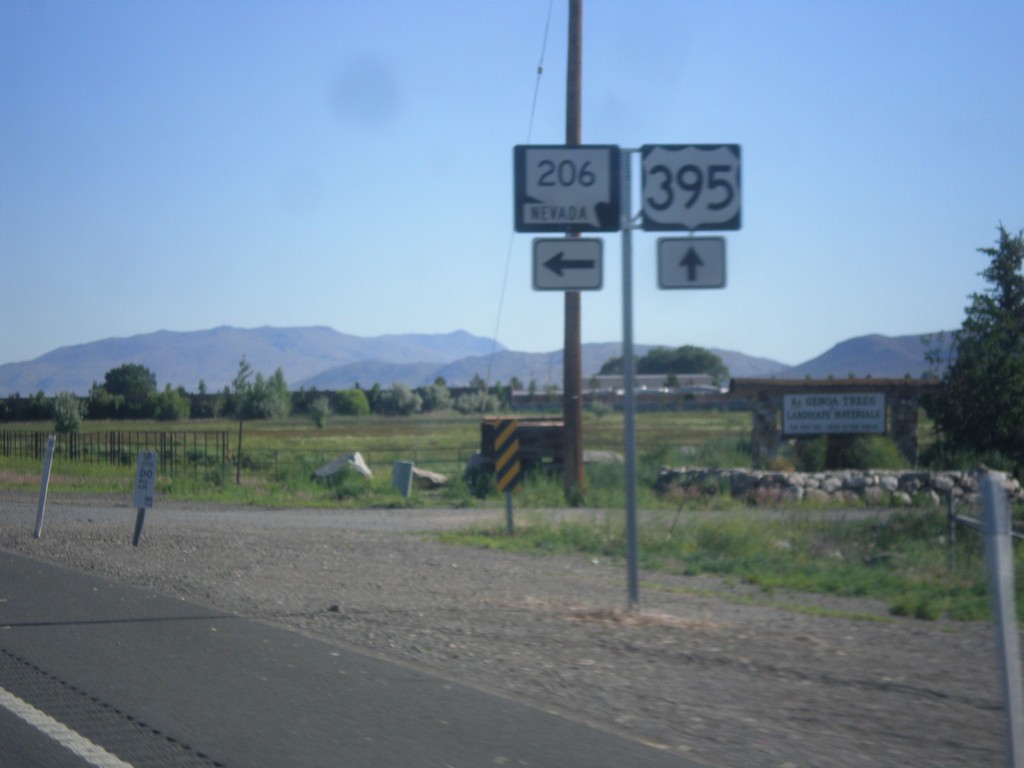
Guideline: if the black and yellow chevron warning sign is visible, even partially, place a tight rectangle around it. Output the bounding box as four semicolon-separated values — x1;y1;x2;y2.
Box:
494;419;523;493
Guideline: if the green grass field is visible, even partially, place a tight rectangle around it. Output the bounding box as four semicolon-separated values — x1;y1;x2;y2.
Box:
0;409;753;507
2;409;1019;623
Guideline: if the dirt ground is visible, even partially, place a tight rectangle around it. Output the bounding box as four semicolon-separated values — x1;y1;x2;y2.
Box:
0;492;1016;768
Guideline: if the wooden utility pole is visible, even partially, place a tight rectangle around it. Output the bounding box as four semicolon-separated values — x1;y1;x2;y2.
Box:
563;0;585;498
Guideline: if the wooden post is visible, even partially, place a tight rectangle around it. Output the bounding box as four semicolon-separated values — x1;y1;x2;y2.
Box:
563;0;585;498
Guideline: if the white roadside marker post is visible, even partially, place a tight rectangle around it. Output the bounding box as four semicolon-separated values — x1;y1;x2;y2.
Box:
33;435;56;539
132;450;157;546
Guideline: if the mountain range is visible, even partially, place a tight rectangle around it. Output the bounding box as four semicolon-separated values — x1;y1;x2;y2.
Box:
0;326;948;396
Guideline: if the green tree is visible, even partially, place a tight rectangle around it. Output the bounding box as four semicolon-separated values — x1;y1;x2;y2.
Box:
418;381;451;412
53;391;85;433
453;390;501;414
309;395;331;428
152;384;190;421
492;381;513;408
192;378;219;418
87;383;123;419
27;390;52;420
598;355;627;375
366;383;383;412
228;358;291;483
102;363;157;418
375;382;422;416
265;368;290;418
335;388;370;416
243;368;290;420
230;357;254;484
599;346;729;385
929;225;1024;471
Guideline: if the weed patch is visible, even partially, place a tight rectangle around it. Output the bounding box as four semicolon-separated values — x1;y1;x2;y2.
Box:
438;508;1010;622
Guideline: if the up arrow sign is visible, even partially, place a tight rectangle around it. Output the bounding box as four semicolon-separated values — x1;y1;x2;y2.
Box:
533;238;603;291
679;247;704;282
658;237;726;289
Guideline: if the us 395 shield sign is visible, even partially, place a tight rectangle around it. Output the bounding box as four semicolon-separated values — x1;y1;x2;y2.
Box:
641;145;741;232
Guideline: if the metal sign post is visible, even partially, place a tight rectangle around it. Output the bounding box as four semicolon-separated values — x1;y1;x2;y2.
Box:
620;149;641;610
982;474;1024;768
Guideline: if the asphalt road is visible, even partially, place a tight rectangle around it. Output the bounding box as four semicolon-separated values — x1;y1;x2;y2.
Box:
0;549;707;768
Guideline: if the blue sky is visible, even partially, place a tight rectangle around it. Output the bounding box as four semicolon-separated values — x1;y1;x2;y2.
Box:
2;0;1021;369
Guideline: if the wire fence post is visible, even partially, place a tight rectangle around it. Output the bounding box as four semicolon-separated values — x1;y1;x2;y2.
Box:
948;494;957;573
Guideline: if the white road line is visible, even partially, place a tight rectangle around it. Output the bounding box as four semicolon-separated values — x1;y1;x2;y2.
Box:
0;684;134;768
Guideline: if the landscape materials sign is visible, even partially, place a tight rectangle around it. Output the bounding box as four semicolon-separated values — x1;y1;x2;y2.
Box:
782;393;886;435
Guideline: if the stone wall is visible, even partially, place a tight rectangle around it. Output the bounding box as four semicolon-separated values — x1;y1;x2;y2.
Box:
655;466;1024;507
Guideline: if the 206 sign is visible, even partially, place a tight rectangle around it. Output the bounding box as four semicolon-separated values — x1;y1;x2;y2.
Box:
514;145;621;232
641;144;741;231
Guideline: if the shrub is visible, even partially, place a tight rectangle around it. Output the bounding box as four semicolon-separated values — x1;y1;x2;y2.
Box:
152;386;190;421
334;388;370;416
453;391;501;414
921;444;1017;474
53;391;85;433
838;435;908;470
26;390;53;420
375;383;422;416
321;465;374;502
792;435;907;471
464;460;496;499
418;382;452;412
795;437;827;472
87;386;123;419
309;395;330;428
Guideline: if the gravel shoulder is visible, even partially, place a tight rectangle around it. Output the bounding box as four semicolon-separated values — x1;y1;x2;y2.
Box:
0;491;1013;768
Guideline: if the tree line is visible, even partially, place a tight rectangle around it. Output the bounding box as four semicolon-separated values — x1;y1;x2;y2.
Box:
0;346;726;432
0;357;517;431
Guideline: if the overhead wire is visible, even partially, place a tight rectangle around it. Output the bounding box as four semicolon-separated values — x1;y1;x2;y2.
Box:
483;0;555;398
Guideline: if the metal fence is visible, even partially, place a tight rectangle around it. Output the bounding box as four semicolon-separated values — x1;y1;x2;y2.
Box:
0;429;645;482
0;430;230;478
0;430;477;481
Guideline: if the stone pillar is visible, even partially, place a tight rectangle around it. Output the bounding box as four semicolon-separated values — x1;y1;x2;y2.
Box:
751;393;780;469
890;388;920;465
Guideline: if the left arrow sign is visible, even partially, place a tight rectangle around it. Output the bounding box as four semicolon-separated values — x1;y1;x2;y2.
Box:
545;251;596;277
532;238;603;291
